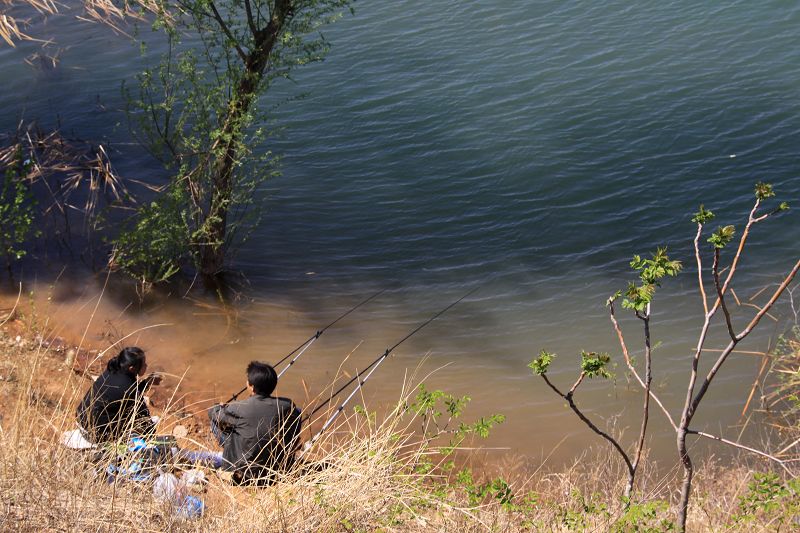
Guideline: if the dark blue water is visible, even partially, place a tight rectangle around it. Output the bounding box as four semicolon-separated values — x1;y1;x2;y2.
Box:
2;0;798;461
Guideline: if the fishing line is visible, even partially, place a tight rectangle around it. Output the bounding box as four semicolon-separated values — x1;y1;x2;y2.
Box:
223;289;385;403
302;286;480;445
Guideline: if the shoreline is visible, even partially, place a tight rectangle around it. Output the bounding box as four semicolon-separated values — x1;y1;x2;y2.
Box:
1;284;798;531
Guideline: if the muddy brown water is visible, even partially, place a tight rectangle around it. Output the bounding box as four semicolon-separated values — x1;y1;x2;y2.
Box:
2;274;790;473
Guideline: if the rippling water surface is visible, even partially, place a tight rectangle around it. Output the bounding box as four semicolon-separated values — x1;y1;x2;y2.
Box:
1;1;799;463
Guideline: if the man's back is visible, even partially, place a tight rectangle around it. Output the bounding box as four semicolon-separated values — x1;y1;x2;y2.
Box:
209;395;300;481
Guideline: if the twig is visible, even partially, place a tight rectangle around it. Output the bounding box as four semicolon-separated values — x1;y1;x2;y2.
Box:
686;429;793;475
730;288;741;307
609;301;677;430
0;282;22;327
740;355;770;418
540;374;634;478
713;249;737;342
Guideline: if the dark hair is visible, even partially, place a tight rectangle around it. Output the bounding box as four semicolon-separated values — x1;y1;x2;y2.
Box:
107;346;146;375
247;361;277;396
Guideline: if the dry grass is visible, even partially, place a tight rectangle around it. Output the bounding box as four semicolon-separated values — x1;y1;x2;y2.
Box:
764;321;800;464
0;307;798;532
0;126;137;223
0;0;57;47
1;0;162;47
0;313;509;532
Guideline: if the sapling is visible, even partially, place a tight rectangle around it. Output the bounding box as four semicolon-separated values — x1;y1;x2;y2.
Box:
671;183;797;531
531;246;681;501
531;183;797;531
530;348;641;499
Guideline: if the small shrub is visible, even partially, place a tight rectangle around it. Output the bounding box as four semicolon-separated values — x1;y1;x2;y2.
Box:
0;149;38;272
731;472;800;527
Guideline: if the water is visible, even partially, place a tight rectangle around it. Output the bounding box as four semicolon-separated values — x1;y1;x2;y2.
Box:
1;1;799;465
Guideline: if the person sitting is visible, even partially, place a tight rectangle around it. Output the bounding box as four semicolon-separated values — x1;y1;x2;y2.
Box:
208;361;301;484
76;346;162;444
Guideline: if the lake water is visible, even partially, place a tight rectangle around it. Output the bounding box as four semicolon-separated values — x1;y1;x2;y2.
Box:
1;0;799;466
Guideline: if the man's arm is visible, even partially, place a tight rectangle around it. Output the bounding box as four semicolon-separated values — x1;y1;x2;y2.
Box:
208;401;244;431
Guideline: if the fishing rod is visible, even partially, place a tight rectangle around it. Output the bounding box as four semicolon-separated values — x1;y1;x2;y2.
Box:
301;286;480;449
222;289;386;404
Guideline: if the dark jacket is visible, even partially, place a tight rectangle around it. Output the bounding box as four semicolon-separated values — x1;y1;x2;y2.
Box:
76;369;155;443
208;395;301;481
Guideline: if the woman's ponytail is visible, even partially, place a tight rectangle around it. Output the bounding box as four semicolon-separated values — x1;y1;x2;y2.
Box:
106;346;146;374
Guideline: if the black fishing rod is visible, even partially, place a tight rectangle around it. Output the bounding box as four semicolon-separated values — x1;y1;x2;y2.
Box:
302;286;480;448
222;289;386;404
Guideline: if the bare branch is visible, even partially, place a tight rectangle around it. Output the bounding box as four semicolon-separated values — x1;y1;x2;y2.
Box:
719;198;761;294
690;258;800;417
206;0;248;62
736;258;800;342
566;372;585;399
713;249;737;341
631;311;651;473
694;222;709;315
687;429;793;475
608;301;676;430
540;374;634;475
243;0;257;35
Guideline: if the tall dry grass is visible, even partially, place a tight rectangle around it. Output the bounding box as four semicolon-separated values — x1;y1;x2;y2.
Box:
0;311;511;532
1;0;161;47
0;304;798;532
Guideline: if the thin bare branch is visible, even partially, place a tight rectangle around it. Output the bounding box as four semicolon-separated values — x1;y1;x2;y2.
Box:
701;348;771;357
687;429;793;475
713;249;737;341
243;0;257;35
608;301;676;430
739;302;778;322
719;198;761;295
206;0;248;63
631;310;651;474
731;288;741;306
694;222;709;315
778;437;800;456
740;355;770;417
540;374;634;476
690;258;800;417
566;372;585;398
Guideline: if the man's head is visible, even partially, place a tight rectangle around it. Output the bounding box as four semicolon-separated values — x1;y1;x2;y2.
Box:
246;361;278;396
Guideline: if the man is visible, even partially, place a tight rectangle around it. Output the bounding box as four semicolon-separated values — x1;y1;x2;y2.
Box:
208;361;301;484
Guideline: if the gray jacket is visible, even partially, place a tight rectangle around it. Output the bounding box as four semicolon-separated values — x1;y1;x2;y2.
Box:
208;395;300;479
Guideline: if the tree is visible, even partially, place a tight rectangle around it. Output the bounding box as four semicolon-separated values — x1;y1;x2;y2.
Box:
530;246;681;502
531;183;797;531
115;0;353;289
672;184;795;530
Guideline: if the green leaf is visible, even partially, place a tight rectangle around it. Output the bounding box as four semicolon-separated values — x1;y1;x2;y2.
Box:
691;204;715;224
606;290;622;307
754;182;775;200
621;248;681;311
708;225;736;249
529;350;555;375
580;351;612;379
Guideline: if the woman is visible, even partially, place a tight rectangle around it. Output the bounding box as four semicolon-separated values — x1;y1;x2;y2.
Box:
76;346;161;443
